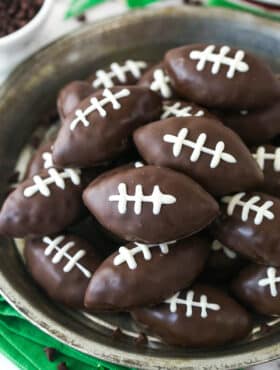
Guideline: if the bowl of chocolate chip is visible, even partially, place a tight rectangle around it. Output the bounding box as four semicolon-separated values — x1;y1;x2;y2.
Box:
0;5;280;370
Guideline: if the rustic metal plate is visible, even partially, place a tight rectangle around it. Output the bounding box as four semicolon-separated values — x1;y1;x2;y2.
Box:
0;6;280;369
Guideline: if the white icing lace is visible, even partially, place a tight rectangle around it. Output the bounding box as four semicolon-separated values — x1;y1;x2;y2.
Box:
42;151;54;169
113;240;176;270
134;161;144;168
165;290;220;318
189;45;249;79
163;127;236;168
212;240;236;259
161;102;205;120
150;69;172;99
43;235;92;278
109;183;176;215
258;267;280;297
92;60;147;89
70;88;130;130
23;168;81;197
253;146;280;171
222;192;275;225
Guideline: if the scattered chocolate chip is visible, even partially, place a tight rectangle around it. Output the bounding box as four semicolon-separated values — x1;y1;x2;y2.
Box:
112;327;122;339
57;362;68;370
0;0;44;37
134;332;148;345
76;14;86;22
44;347;56;362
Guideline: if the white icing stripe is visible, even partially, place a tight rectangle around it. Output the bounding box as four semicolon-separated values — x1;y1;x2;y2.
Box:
109;183;176;215
222;192;275;225
163;127;236;168
43;236;92;278
70;88;130;130
165;290;220;318
161;102;205;120
23;168;81;197
93;60;147;89
212;240;236;259
253;146;280;171
189;45;249;79
258;267;280;297
113;240;176;270
42;152;54;169
150;69;172;99
134;161;144;168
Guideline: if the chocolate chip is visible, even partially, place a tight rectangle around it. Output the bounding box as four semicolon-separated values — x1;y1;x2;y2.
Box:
57;363;68;370
0;0;44;37
76;14;86;22
44;347;56;362
134;332;147;345
112;327;122;339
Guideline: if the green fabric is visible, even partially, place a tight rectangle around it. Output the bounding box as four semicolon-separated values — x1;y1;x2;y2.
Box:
205;0;280;21
0;296;129;370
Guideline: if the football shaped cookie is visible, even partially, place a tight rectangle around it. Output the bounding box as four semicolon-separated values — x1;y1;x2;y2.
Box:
232;264;280;316
161;100;213;120
84;236;209;311
217;101;280;145
83;165;219;243
57;81;94;120
53;86;162;167
0;167;84;237
25;234;101;308
252;145;280;197
212;192;280;266
138;63;176;99
131;284;252;347
88;60;148;89
165;44;280;109
133;117;263;196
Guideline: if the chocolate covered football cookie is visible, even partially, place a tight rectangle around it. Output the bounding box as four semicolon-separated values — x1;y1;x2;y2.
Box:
132;284;252;347
232;264;280;316
134;117;263;196
83;165;219;243
84;236;209;311
25;234;101;308
138;63;176;99
0;167;84;237
53;86;161;167
88;60;148;89
252;145;280;197
165;44;279;109
212;192;280;266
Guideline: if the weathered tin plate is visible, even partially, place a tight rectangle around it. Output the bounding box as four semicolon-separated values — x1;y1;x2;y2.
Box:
0;6;280;369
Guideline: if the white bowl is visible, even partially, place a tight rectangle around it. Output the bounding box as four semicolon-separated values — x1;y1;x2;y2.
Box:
0;0;54;77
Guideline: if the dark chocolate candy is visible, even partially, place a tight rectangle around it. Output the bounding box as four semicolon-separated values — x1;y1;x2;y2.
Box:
165;44;280;109
232;264;280;316
88;60;149;90
52;86;162;168
131;284;252;347
161;99;214;120
83;165;219;243
25;234;101;308
212;192;280;266
138;63;176;100
217;100;280;145
0;168;84;237
25;141;55;179
133;117;263;196
251;145;280;198
84;236;210;311
57;81;94;120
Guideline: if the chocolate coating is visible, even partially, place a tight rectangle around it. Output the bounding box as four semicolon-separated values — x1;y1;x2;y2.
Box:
83;165;219;243
131;284;252;347
165;44;280;109
251;145;280;198
25;234;101;308
232;264;280;316
217;101;280;145
0;168;84;237
138;63;176;100
212;192;280;266
84;236;210;311
134;117;263;196
53;86;162;168
57;81;94;120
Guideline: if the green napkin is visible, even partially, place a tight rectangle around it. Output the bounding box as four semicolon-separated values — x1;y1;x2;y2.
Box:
0;296;129;370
